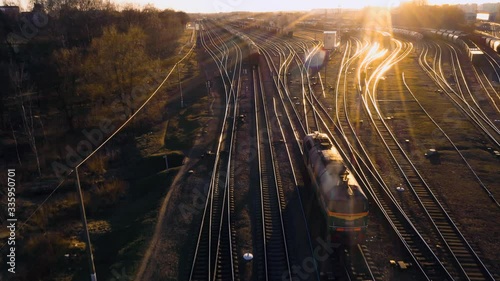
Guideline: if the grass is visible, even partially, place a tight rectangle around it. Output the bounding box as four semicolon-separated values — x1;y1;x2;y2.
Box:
122;153;176;179
163;85;212;152
87;168;179;281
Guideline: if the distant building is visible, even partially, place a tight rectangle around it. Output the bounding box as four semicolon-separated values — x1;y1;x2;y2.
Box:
476;12;496;22
456;3;499;23
480;2;499;14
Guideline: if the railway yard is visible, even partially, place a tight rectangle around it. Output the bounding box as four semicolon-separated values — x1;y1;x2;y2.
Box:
137;18;500;281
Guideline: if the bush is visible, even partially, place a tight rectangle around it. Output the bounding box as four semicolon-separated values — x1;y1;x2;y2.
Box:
88;179;127;213
86;153;108;176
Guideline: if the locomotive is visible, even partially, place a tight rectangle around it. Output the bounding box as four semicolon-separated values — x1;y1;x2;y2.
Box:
247;42;260;66
303;132;369;243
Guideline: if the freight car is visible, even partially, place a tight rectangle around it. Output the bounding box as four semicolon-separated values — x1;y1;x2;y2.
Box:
424;29;486;66
463;40;487;66
482;35;500;54
303;132;369;243
392;28;423;40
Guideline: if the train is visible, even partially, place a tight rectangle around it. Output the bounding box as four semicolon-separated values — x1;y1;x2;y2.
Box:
423;29;487;66
392;28;423;41
480;34;500;54
303;132;369;243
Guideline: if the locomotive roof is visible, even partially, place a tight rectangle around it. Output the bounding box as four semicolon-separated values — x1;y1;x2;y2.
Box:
306;133;367;200
307;133;343;164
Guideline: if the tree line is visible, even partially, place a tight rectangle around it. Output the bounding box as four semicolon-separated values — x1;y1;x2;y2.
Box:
0;1;189;178
0;2;191;280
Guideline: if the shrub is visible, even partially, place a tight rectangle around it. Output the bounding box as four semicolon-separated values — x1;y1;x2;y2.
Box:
88;179;128;213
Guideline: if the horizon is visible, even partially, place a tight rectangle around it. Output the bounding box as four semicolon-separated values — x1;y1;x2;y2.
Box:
116;0;498;13
6;0;500;13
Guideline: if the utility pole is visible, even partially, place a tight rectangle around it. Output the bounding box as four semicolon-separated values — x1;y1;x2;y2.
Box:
75;167;97;281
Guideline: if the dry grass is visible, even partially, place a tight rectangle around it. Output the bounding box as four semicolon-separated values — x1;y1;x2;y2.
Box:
88;179;128;212
19;232;71;281
86;153;108;175
30;205;51;230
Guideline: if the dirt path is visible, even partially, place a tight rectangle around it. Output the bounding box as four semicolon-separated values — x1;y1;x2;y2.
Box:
133;145;198;281
134;86;221;281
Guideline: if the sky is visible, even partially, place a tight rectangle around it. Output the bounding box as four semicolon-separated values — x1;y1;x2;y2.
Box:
112;0;497;13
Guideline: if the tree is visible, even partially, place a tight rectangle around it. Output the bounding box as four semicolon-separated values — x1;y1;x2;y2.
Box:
29;0;106;14
81;25;156;119
9;63;42;176
53;47;82;131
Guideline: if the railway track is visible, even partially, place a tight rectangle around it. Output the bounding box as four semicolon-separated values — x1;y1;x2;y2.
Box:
292;34;458;278
419;42;500;147
418;42;500;207
253;65;292;280
189;22;242;281
347;244;381;281
273;30;491;281
331;37;457;281
401;73;499;280
265;32;391;281
251;28;329;281
361;38;496;280
189;24;499;281
302;38;445;281
258;31;385;281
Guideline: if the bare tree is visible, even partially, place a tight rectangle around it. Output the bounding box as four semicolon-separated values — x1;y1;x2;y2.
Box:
53;47;82;131
29;0;105;13
10;63;42;177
